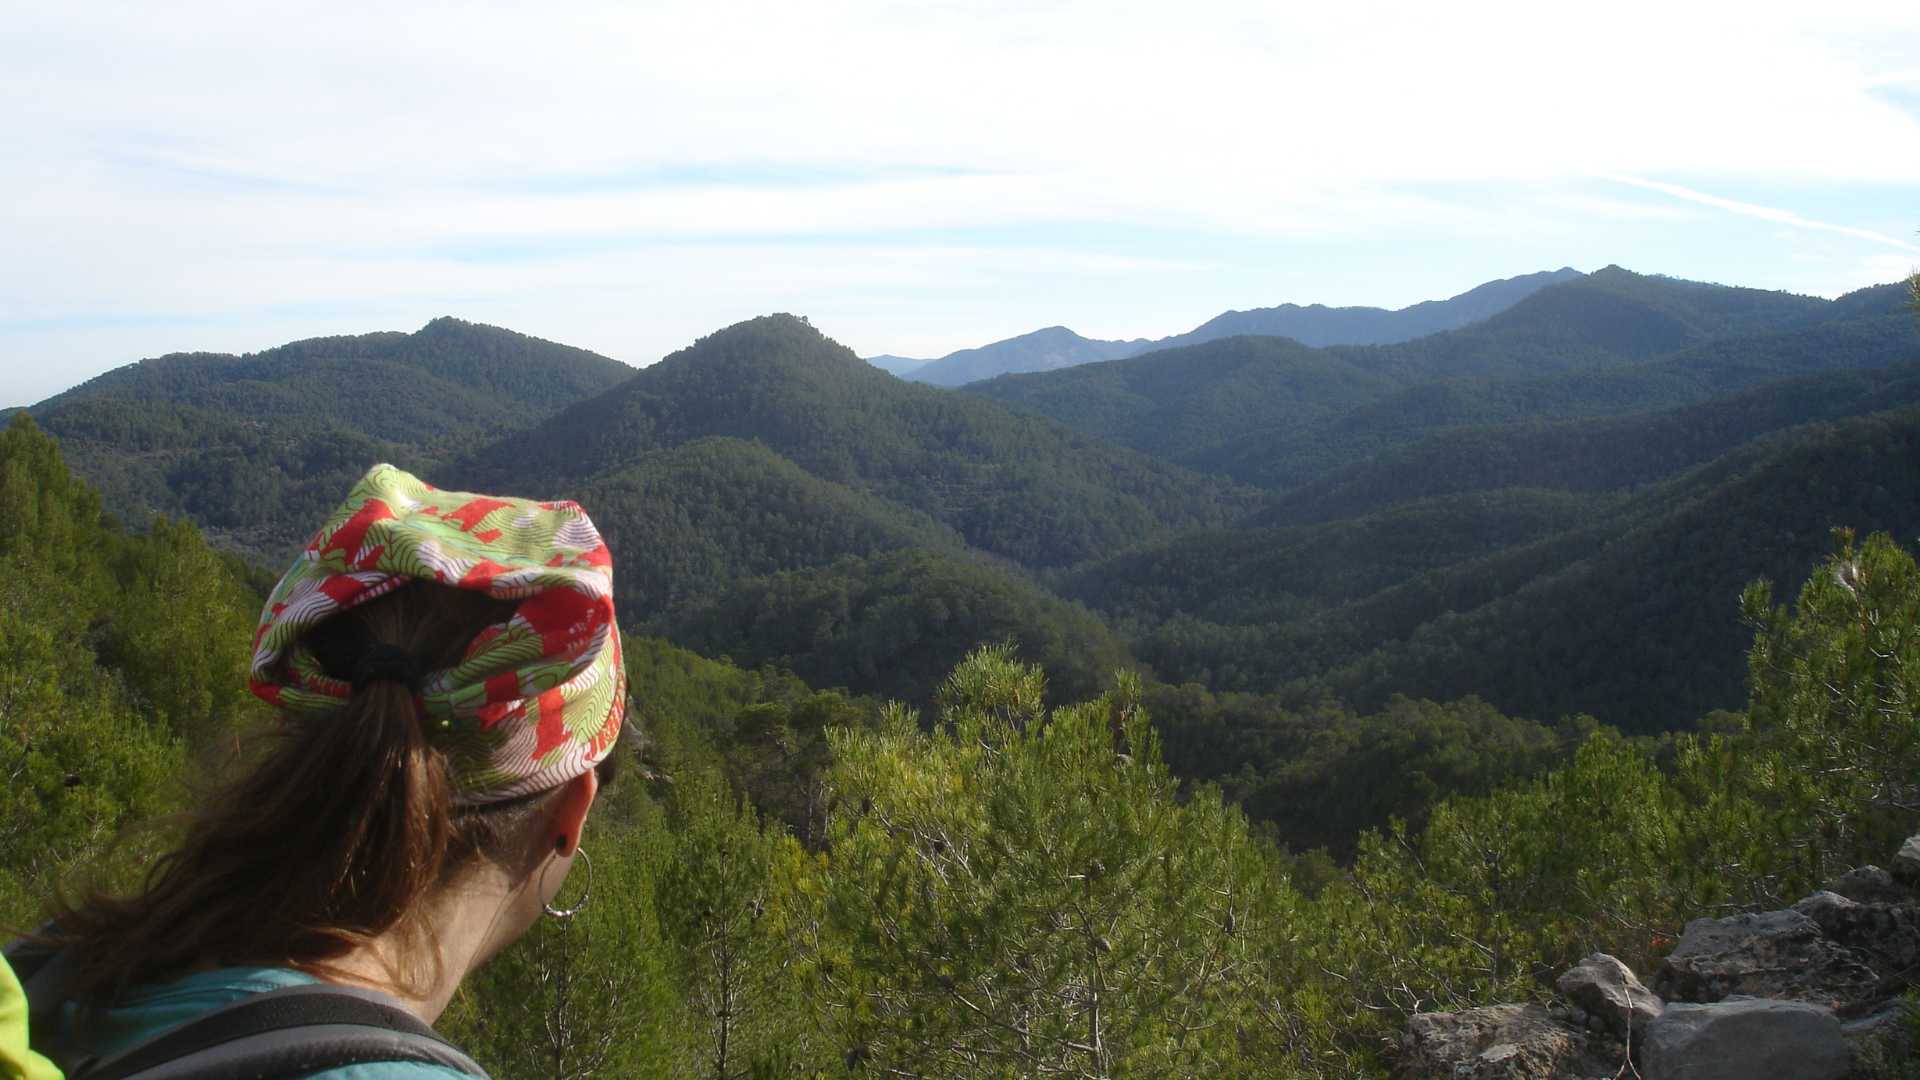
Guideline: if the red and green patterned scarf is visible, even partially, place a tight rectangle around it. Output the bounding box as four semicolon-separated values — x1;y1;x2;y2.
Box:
249;464;624;806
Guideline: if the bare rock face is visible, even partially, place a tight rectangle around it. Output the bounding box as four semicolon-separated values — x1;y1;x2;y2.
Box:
1791;889;1920;970
1822;865;1907;904
1395;1004;1619;1080
1553;953;1662;1041
1641;998;1847;1080
1653;909;1878;1008
1893;835;1920;887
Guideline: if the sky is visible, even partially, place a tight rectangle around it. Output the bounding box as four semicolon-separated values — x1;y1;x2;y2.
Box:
2;1;1917;406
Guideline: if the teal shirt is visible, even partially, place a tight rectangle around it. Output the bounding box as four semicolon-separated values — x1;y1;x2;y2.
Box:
50;967;478;1079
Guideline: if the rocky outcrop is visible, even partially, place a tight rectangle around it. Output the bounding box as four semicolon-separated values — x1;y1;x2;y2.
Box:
1393;834;1920;1080
1394;1004;1620;1080
1652;909;1879;1008
1554;952;1662;1041
1825;866;1907;905
1892;836;1920;885
1642;998;1848;1080
1792;889;1920;971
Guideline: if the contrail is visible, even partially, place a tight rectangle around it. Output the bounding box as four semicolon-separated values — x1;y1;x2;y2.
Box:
1605;174;1920;254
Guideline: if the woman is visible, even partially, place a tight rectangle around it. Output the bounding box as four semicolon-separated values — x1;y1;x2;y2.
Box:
27;464;626;1078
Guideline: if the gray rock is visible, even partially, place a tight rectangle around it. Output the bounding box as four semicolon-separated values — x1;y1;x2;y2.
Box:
1792;889;1862;928
1554;952;1662;1041
1653;909;1878;1009
1792;889;1920;969
1823;865;1907;904
1642;998;1847;1080
1396;1003;1619;1080
1894;835;1920;886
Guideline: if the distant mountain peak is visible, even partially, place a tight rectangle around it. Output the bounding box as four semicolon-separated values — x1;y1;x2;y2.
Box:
888;269;1590;388
902;325;1153;387
1150;268;1590;353
867;354;929;377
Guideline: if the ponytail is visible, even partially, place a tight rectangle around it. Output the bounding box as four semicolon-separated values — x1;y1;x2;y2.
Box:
46;585;542;1004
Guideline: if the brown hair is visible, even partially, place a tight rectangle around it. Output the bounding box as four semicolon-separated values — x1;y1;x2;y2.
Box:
49;582;613;1003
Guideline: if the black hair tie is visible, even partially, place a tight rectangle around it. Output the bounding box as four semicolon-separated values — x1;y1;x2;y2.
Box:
353;643;422;693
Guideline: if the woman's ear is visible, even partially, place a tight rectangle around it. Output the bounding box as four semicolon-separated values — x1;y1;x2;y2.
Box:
547;768;599;857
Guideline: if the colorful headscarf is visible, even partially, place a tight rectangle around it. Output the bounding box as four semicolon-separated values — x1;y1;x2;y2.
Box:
249;464;624;806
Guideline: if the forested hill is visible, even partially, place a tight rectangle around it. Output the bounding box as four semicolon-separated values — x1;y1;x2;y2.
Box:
1315;405;1920;728
468;431;1138;707
22;274;1920;748
962;268;1847;465
1195;281;1920;489
39;316;634;441
29;318;636;561
421;316;1256;704
23;312;1241;720
1070;404;1920;732
1440;264;1831;356
455;313;1253;568
1261;358;1920;524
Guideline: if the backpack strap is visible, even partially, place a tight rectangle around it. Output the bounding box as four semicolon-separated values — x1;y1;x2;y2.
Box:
1;936;56;987
3;930;75;1035
69;984;491;1080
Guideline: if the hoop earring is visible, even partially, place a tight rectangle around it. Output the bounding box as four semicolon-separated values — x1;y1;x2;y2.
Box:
542;846;593;920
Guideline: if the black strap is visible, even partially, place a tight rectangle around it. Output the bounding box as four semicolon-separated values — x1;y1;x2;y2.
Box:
68;984;489;1080
353;643;422;693
3;935;56;984
6;929;75;1033
8;935;489;1079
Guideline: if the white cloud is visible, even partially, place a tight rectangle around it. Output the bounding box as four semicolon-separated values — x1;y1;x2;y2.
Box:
1606;175;1920;253
13;1;1920;191
2;0;1918;401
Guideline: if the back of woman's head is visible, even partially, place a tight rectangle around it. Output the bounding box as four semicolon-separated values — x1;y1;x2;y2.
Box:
50;465;625;1001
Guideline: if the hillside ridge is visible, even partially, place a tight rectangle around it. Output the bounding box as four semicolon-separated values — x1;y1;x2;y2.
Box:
874;267;1587;388
24;272;1917;744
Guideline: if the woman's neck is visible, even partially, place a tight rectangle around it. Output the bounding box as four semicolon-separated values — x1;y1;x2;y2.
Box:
323;863;535;1023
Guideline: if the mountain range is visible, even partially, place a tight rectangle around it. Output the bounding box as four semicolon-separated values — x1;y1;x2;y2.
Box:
16;261;1920;1080
24;267;1920;740
875;267;1585;386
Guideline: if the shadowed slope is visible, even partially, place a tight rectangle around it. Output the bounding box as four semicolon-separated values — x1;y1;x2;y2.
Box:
459;314;1254;568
